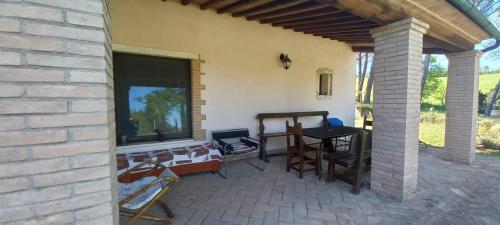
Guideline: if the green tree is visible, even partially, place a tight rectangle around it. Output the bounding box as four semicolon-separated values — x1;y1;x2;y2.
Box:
422;56;447;102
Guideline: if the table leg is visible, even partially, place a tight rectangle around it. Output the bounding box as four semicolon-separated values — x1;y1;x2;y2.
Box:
318;140;324;180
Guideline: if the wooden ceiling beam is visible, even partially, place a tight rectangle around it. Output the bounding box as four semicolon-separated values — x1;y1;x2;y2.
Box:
200;0;225;10
272;13;359;26
180;0;191;6
285;18;372;30
299;23;378;33
261;7;342;25
232;0;294;17
312;29;372;36
217;0;261;14
247;1;321;21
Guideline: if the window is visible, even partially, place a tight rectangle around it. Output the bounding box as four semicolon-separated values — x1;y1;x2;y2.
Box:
114;52;192;145
316;68;333;99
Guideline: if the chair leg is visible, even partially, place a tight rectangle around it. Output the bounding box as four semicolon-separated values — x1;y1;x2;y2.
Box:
315;149;320;176
299;153;304;179
286;153;291;172
331;163;336;182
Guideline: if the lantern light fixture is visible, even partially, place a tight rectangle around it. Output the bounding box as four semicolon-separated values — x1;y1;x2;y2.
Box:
279;53;292;70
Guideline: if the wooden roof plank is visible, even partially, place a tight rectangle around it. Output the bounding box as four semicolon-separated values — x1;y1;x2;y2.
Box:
247;1;321;21
262;7;342;25
200;0;225;10
232;0;294;17
272;13;359;26
217;0;261;14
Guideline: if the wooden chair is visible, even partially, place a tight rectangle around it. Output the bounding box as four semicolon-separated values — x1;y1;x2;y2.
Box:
285;121;320;179
323;130;371;194
118;160;179;225
362;116;373;129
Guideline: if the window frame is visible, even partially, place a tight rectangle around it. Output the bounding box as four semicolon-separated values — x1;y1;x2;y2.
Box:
316;68;334;99
113;51;194;146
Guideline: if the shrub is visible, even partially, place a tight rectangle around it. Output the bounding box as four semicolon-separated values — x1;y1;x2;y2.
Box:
477;120;500;151
420;111;445;123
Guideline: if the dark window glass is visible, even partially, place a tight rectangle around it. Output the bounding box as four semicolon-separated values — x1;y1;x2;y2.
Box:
113;52;192;145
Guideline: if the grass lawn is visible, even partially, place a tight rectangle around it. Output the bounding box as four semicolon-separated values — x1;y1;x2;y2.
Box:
355;115;500;157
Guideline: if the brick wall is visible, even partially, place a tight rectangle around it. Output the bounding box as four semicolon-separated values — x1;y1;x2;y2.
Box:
191;59;207;140
370;18;428;201
444;51;481;164
0;0;117;224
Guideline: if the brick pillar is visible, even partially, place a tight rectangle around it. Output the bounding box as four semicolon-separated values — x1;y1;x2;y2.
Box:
444;51;481;164
370;18;428;201
0;1;117;224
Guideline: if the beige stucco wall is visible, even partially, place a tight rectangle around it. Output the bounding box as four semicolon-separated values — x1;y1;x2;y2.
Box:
110;0;356;148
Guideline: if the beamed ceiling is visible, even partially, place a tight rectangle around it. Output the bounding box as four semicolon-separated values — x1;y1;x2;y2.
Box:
174;0;483;53
178;0;379;44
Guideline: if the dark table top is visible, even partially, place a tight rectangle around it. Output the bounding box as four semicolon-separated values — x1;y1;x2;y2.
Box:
302;126;361;139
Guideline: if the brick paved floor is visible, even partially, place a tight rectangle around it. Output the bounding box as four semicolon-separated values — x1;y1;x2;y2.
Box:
121;149;500;225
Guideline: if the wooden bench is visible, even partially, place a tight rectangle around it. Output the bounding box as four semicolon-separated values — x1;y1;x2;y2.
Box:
256;111;329;161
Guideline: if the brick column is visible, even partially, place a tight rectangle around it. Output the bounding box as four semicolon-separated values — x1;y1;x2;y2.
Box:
370;18;428;201
0;1;117;224
444;51;481;164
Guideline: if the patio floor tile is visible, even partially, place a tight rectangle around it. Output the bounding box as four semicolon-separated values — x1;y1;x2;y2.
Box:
120;149;500;225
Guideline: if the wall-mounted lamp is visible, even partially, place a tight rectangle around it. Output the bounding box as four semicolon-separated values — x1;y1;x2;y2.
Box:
279;53;292;70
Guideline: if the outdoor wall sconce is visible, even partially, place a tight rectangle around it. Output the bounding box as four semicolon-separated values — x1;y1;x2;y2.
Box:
280;53;292;70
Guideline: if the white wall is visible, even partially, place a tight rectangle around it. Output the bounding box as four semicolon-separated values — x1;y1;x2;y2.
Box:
111;0;356;150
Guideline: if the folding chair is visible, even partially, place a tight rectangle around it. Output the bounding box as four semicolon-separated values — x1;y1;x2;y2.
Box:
118;160;179;225
212;128;265;178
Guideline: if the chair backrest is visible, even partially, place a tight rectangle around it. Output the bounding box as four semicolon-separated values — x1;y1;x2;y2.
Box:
211;128;250;141
363;116;373;129
285;121;304;149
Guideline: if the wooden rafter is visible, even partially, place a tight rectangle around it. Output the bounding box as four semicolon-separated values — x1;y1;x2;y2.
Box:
312;28;372;35
200;0;225;10
247;1;321;21
285;18;372;30
232;0;294;17
217;0;260;14
261;7;341;25
272;13;359;26
299;23;378;33
180;0;191;6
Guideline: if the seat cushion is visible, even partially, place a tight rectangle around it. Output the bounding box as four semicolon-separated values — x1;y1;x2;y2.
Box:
117;143;222;176
118;176;163;210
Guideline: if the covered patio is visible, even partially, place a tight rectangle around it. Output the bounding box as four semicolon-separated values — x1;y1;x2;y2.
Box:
124;149;500;225
0;0;499;224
